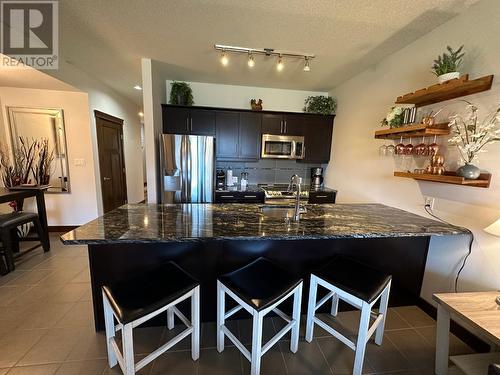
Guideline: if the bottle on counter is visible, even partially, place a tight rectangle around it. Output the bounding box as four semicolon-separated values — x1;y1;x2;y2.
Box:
226;166;233;187
240;172;248;189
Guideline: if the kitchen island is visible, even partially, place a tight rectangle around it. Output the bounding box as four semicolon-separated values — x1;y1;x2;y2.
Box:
61;203;467;331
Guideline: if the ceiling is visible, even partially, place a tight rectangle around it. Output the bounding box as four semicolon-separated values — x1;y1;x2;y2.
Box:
58;0;480;105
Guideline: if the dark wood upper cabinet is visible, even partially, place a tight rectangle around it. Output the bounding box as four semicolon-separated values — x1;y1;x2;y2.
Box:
283;114;304;135
190;109;215;135
261;114;282;134
215;111;239;159
239;112;261;160
163;106;215;135
301;115;334;163
162;105;334;163
163;106;190;134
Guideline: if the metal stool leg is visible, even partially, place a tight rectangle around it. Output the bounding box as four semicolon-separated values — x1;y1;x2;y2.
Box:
250;311;263;375
122;323;135;375
375;281;391;345
290;283;302;353
353;302;371;375
103;295;118;368
305;275;318;343
331;292;339;316
216;280;225;353
167;308;174;330
191;285;200;361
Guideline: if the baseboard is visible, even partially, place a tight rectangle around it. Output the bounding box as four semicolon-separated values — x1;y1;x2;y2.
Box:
417;297;490;353
48;226;77;232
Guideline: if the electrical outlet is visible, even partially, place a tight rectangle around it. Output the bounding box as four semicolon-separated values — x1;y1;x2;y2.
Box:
424;196;435;210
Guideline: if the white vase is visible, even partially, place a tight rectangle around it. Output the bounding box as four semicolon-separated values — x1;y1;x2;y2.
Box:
438;72;460;84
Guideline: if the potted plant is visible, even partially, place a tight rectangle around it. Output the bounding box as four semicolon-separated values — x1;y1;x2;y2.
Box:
448;101;500;179
432;45;465;84
169;81;194;106
303;96;337;115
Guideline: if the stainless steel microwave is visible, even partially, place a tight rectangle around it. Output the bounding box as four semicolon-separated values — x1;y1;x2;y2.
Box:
261;134;305;159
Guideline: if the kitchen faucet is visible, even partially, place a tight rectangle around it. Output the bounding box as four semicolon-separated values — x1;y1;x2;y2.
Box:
287;174;304;221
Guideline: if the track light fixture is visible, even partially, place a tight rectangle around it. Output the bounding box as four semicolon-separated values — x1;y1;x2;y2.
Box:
247;52;255;68
303;57;311;72
220;50;229;66
214;44;314;71
276;55;284;71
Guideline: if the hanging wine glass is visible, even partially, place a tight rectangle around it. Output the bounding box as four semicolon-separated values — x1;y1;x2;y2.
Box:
379;144;388;157
386;143;395;156
428;135;439;156
395;136;405;156
414;136;428;156
404;137;414;156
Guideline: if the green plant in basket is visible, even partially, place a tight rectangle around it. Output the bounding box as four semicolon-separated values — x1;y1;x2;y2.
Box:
303;96;336;115
169;81;194;106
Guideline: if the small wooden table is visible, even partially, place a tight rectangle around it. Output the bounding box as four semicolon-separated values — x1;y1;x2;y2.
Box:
0;186;50;250
433;291;500;375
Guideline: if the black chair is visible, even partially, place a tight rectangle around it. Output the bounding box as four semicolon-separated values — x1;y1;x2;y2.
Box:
0;212;49;274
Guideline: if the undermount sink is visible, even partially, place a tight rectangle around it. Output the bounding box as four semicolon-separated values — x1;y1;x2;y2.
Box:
260;205;306;219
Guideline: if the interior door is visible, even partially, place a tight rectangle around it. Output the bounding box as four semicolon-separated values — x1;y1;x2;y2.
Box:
95;111;128;213
261;114;283;134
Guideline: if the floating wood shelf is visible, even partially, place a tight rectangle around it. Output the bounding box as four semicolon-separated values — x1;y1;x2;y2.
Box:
394;171;492;188
375;123;449;139
395;74;494;107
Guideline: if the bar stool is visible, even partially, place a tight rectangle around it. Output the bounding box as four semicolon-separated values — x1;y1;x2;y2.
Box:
217;257;303;375
102;261;200;375
305;255;392;375
0;211;49;274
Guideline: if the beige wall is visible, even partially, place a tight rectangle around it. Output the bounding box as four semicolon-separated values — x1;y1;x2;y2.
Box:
327;0;500;304
49;60;144;214
0;87;99;225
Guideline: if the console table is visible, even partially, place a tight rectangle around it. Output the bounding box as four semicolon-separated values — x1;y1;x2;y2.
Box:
434;291;500;375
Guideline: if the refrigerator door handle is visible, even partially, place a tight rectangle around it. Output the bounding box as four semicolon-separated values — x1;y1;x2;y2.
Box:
187;137;192;202
180;135;187;202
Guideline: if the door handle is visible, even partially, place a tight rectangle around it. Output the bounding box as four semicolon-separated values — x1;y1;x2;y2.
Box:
284;120;287;133
280;120;283;134
103;177;111;181
190;118;193;132
186;117;190;132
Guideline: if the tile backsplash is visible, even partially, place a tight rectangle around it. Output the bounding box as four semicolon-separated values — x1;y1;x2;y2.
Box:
216;159;326;185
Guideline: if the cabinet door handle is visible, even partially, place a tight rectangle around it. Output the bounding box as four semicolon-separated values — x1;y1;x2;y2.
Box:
103;177;112;181
284;120;287;133
280;120;283;134
315;195;328;198
220;195;235;198
186;117;189;132
243;195;257;198
190;118;193;131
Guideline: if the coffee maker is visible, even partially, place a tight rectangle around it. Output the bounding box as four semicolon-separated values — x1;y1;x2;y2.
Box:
311;167;324;189
216;169;226;190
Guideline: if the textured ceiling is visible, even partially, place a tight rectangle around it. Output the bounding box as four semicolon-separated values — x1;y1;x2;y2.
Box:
58;0;480;105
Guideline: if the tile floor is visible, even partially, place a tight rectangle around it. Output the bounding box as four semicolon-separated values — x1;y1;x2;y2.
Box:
0;234;473;374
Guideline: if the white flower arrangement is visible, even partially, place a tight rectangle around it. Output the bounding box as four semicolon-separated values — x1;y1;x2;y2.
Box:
448;102;500;164
381;106;404;128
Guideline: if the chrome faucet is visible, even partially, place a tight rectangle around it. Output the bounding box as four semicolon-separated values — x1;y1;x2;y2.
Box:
287;174;304;221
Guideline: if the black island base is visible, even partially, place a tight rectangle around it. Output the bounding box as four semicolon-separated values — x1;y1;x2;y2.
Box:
61;203;466;331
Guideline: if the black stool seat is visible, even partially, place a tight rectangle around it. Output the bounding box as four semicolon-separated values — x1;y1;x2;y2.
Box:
219;257;302;311
0;212;38;228
315;256;392;303
102;262;199;324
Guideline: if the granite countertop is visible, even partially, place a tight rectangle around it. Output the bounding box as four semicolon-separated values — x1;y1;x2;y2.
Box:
61;203;467;245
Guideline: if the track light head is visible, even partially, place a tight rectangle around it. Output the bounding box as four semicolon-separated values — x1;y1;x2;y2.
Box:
220;51;229;66
303;57;310;72
247;53;255;68
276;55;284;71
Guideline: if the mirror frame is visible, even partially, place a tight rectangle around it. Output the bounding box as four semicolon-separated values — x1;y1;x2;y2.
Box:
7;106;71;194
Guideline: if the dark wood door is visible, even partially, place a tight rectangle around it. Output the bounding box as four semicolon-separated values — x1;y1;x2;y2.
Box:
215;111;239;159
302;115;334;163
190;109;215;135
239;112;261;159
95;111;128;213
163;106;190;134
283;114;304;135
261;114;283;134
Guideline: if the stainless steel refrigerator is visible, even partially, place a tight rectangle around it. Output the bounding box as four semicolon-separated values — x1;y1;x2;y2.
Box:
160;134;215;203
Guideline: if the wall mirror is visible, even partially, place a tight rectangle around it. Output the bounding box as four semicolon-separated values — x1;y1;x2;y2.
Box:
7;107;70;193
